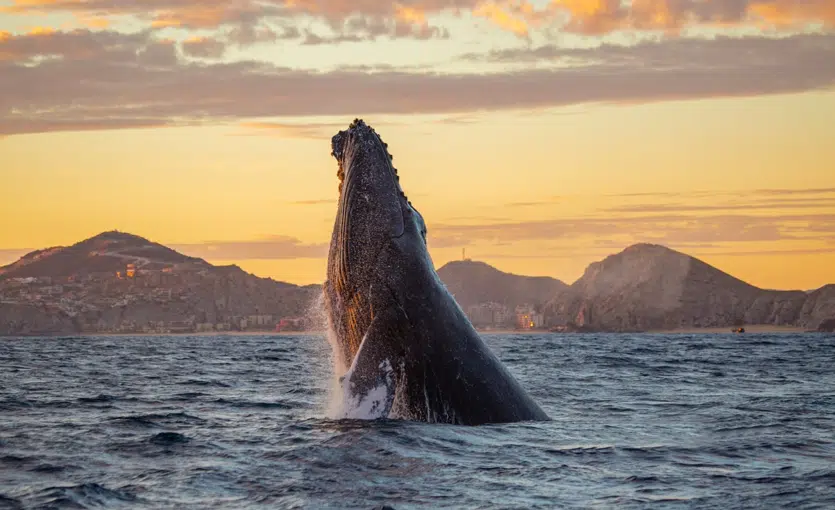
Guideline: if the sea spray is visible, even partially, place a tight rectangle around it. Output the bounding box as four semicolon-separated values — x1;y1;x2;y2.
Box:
303;291;340;417
307;288;394;420
304;288;355;419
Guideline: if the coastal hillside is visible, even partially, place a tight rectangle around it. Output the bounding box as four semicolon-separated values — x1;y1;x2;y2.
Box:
0;231;319;335
1;233;832;335
798;284;835;331
0;230;205;279
543;244;822;331
437;260;567;310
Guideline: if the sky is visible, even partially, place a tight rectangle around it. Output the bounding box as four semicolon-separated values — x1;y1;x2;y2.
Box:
1;0;834;291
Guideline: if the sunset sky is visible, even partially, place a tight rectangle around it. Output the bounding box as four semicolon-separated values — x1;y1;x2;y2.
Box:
1;0;834;290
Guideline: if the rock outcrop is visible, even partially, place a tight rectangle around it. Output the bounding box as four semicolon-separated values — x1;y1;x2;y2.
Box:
0;303;80;336
798;284;835;330
437;260;567;310
544;244;822;332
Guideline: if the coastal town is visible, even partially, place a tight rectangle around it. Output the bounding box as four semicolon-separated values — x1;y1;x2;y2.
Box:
465;302;544;331
0;262;316;334
1;231;833;336
0;264;547;334
0;232;551;335
0;231;320;335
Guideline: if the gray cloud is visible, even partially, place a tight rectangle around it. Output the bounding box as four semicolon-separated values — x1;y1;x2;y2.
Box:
171;236;327;260
0;118;168;136
505;201;558;207
2;31;834;135
226;23;300;46
302;16;449;45
289;199;337;205
427;213;835;246
606;189;835;200
237;121;350;139
607;199;835;213
0;28;149;62
181;37;226;59
465;31;835;66
236;119;408;139
697;247;835;256
754;187;835;196
504;196;563;207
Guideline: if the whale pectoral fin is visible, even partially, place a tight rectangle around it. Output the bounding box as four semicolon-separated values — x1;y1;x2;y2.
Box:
343;305;408;419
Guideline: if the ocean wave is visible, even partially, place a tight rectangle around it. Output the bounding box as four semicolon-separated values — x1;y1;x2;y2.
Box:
1;333;833;508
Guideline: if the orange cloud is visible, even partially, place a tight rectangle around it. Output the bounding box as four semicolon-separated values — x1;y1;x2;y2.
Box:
150;5;246;29
550;0;623;35
473;1;531;36
181;35;225;58
394;3;427;24
150;18;181;28
749;0;835;27
73;13;110;29
549;0;835;35
549;0;700;35
2;0;834;38
27;26;56;35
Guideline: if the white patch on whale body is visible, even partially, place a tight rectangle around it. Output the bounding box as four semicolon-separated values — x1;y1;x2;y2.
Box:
328;330;395;420
338;358;394;420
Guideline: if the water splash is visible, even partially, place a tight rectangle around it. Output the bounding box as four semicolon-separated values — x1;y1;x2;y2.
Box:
307;289;395;420
305;289;354;419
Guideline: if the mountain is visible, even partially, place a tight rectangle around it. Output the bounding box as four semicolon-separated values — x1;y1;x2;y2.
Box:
0;230;205;280
543;244;829;332
2;233;833;335
437;260;567;310
0;231;320;335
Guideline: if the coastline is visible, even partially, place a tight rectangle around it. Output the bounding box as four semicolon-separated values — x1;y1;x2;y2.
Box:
647;325;810;334
480;327;815;334
2;325;822;338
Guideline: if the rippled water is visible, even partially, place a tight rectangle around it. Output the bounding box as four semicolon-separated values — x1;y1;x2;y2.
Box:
1;333;834;509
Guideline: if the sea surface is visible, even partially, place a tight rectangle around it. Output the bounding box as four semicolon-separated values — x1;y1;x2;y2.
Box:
1;333;834;509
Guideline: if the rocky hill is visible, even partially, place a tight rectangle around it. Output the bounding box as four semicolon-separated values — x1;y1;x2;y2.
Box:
0;231;320;335
798;284;835;331
0;230;205;279
544;244;831;332
2;233;832;335
437;260;567;310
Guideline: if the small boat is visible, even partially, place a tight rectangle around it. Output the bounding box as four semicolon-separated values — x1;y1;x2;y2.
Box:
732;327;746;334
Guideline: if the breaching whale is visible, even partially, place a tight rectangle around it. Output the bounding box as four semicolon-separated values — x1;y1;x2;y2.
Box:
323;119;549;426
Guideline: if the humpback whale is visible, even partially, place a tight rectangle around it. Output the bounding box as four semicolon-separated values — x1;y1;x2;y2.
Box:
324;119;549;426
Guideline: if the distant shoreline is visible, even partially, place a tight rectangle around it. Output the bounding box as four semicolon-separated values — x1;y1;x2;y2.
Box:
1;325;822;338
647;325;810;334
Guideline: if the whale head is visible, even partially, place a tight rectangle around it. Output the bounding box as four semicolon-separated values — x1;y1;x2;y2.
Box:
325;119;428;369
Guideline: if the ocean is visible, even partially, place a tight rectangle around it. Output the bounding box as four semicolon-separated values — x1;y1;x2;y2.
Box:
1;333;833;509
